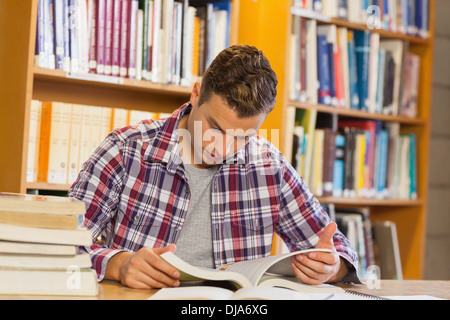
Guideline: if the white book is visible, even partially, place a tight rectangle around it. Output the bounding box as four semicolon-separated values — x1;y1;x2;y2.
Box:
136;9;144;81
0;269;98;296
26;101;42;183
68;104;82;184
0;223;92;246
0;253;92;270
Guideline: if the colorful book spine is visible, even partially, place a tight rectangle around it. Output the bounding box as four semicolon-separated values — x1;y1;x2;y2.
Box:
96;0;106;74
127;0;139;79
317;34;331;105
354;30;371;111
111;0;122;77
104;0;114;75
88;0;97;73
53;0;65;70
119;0;129;77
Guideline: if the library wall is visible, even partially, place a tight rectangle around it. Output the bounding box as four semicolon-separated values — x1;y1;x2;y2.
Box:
424;0;450;280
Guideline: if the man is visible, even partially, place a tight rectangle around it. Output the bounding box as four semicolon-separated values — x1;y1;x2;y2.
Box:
68;44;359;289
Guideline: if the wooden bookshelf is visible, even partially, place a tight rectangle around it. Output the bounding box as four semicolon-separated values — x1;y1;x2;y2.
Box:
239;0;435;280
0;0;240;194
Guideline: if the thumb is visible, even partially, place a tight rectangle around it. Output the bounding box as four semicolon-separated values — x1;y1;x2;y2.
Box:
153;244;177;255
315;222;337;249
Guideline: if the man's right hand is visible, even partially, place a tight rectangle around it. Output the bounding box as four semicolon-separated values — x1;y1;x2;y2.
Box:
105;244;181;289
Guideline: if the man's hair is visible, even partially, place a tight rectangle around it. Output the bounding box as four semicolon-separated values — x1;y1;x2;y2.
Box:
198;44;278;117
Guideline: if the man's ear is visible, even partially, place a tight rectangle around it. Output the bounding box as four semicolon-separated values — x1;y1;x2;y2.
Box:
190;82;201;107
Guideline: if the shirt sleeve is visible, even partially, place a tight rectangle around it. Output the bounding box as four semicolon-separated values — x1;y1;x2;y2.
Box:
68;132;128;281
275;158;361;283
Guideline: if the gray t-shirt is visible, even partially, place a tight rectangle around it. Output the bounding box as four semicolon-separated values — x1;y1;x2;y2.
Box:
174;162;220;268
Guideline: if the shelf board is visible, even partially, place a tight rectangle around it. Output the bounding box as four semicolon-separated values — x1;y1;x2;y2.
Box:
289;100;427;125
317;196;424;207
32;67;192;113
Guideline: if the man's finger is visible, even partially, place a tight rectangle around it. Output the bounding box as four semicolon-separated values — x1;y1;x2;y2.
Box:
315;222;337;249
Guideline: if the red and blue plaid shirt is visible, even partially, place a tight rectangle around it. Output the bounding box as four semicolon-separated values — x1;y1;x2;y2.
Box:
69;103;359;281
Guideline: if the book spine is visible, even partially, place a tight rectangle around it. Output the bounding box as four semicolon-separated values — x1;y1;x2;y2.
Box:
62;0;71;72
54;0;65;70
322;128;337;197
104;0;114;75
120;0;129;77
88;0;97;73
96;0;106;74
111;0;122;76
354;30;371;111
299;18;307;102
127;0;139;79
135;9;144;80
151;0;161;83
69;0;79;73
140;0;150;80
327;42;337;107
36;0;47;68
409;133;417;200
332;134;345;197
317;34;331;105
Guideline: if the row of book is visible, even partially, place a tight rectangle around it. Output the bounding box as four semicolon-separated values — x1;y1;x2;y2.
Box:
286;108;417;200
323;204;403;280
289;18;421;117
292;0;430;39
0;192;97;296
35;0;231;85
27;100;171;185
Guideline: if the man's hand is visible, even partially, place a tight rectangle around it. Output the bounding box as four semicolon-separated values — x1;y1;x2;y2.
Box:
105;244;181;289
291;222;348;285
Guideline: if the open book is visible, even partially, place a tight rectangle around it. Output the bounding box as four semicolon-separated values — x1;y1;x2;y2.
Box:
160;249;345;295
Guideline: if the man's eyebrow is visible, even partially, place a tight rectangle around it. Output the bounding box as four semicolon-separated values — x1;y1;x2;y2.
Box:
207;116;226;133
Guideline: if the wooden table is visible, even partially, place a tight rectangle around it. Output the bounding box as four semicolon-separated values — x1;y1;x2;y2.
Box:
1;280;449;300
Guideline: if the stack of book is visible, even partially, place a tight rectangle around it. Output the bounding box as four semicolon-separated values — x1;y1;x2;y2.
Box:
0;192;98;296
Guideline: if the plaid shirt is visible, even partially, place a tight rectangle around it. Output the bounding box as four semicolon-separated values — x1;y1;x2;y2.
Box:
69;103;359;281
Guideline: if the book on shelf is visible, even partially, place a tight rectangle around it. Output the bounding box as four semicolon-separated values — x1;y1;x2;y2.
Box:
292;0;430;39
27;100;172;186
159;249;345;294
372;220;403;280
289;15;421;118
0;192;98;296
34;0;232;86
286;110;418;200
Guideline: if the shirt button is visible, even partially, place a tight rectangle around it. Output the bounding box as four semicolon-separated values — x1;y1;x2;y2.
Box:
134;215;139;221
185;188;190;195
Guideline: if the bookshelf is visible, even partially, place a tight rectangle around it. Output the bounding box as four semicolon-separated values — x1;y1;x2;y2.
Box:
238;0;435;280
0;0;240;194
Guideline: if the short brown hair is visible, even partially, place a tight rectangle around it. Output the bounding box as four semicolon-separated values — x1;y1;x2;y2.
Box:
198;44;278;117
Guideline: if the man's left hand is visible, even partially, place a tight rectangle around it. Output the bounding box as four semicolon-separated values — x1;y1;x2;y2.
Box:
290;222;348;285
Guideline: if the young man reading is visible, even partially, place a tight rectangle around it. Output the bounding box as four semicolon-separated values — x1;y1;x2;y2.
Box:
68;44;360;289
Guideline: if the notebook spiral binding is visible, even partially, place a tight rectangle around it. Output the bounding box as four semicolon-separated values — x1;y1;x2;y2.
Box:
345;290;392;300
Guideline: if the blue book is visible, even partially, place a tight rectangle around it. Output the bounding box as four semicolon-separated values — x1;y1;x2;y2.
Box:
333;134;345;198
377;129;388;195
36;0;46;68
347;31;360;110
313;0;322;12
327;43;337;107
354;30;371;111
317;34;331;105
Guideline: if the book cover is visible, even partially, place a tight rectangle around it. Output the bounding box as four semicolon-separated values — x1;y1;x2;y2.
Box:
354;30;371;111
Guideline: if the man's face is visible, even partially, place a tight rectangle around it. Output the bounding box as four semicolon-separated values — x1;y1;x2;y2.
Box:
182;84;267;168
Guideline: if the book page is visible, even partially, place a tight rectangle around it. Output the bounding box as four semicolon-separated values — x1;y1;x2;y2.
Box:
223;249;331;286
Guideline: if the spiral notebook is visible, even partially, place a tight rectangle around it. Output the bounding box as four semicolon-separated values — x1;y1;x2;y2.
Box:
311;290;392;300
